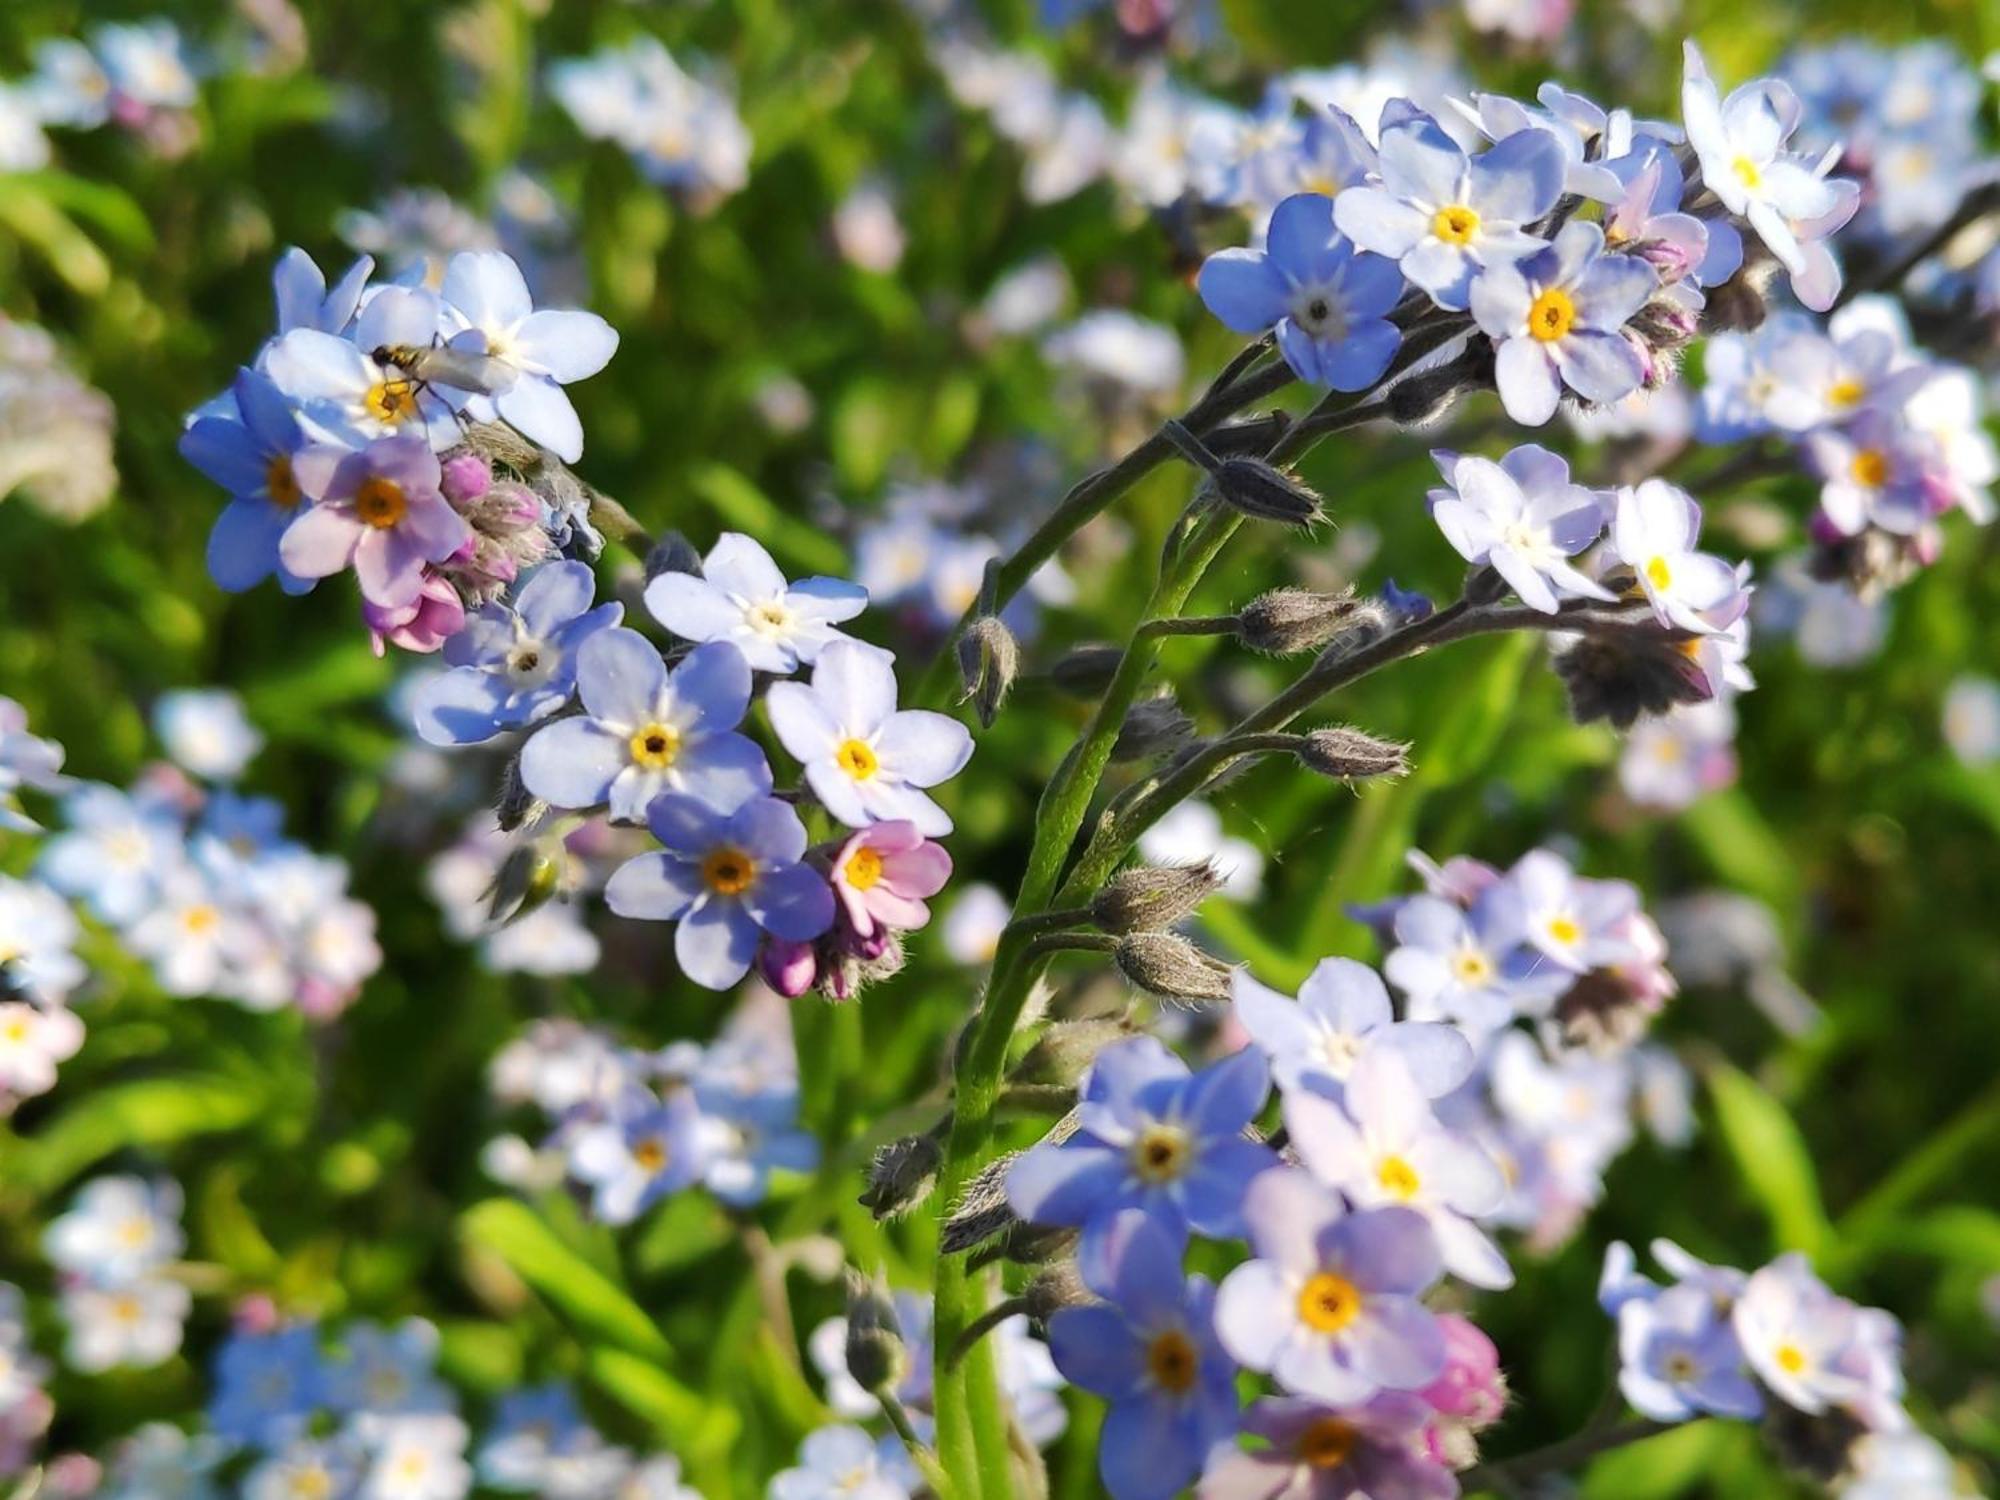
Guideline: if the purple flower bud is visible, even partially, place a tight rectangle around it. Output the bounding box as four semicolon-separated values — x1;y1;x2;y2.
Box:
759;937;819;998
440;453;494;506
362;569;466;656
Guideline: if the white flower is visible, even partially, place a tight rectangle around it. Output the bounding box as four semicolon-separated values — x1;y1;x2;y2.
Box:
154;689;263;782
60;1276;190;1372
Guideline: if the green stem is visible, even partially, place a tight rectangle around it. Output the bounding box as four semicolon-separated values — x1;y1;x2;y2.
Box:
1464;1418;1675;1489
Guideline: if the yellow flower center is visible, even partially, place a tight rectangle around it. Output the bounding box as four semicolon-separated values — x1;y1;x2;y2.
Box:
835;738;879;780
1527;287;1576;342
631;1136;669;1173
1664;1351;1700;1381
628;722;682;770
1145;1330;1198;1393
1298;1416;1358;1469
182;904;220;935
291;1472;334;1500
364;378;419;426
1827;377;1865;408
1297;1272;1364;1333
1774;1342;1808;1375
1547;914;1582;947
1376;1155;1422;1201
111;1295;143;1324
1431;204;1481;244
1850;449;1889;488
1130;1123;1191;1184
1451;947;1494;986
747;601;794;635
1731;155;1762;191
1645;556;1674;591
0;1014;28;1045
354;477;407;530
701;845;757;896
118;1218;153;1248
844;845;885;892
266;455;302;509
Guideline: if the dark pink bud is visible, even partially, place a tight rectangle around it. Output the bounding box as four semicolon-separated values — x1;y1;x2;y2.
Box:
760;938;819;998
441;453;494;506
1420;1314;1508;1427
362;570;466;655
1807;507;1851;546
233;1293;281;1334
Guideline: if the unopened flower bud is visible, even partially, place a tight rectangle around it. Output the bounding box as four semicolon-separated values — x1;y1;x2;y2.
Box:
1113;696;1194;764
1631;235;1695;285
486;841;565;924
1114;932;1232;1002
1631;298;1699;357
860;1131;942;1219
940;1151;1024;1255
759;937;819;998
1236;586;1360;655
1387;344;1492;428
440;453;493;505
1298;725;1409;782
1013;1016;1138;1086
1213;458;1322;526
1089;864;1225;934
1313;598;1394;664
1048;643;1125;697
957;615;1020;729
842;1270;907;1395
644;531;704;582
1024;1262;1092;1323
495;754;547;833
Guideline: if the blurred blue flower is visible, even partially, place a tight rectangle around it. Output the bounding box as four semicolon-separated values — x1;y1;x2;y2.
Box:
568;1088;706;1224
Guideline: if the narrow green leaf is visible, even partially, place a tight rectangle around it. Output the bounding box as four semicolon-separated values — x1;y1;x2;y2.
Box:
687;463;848;576
1;1075;264;1195
1706;1064;1829;1257
459;1199;672;1364
588;1346;740;1464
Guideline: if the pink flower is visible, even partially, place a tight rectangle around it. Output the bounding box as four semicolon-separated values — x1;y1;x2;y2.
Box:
282;436;471;609
830;820;951;941
362;569;466;656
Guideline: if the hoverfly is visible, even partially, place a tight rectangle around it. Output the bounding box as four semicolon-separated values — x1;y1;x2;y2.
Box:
370;340;519;399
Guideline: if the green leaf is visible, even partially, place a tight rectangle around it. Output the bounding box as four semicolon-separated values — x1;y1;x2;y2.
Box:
1579;1420;1752;1500
1;1074;265;1196
687;463;848;575
1706;1064;1830;1258
458;1199;673;1363
588;1346;740;1470
0;185;111;295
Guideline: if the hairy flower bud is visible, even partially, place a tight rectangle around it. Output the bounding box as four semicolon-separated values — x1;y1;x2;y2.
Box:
940;1151;1023;1256
1386;343;1492;428
1312;598;1395;664
957;615;1020;729
1113;932;1233;1002
1023;1262;1092;1323
1235;586;1361;655
644;530;704;581
1013;1016;1139;1086
1298;725;1410;782
860;1131;942;1219
1212;458;1322;526
1089;863;1225;934
1048;643;1125;697
842;1270;907;1395
1112;695;1195;764
495;754;547;833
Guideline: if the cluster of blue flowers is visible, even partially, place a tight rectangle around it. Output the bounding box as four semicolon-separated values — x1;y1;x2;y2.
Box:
1603;1241;1931;1490
0;18;200;169
0;692;379;1118
485;1000;815;1221
180;246;619;652
985;834;1695;1499
12;1293;698;1499
547;37;752;210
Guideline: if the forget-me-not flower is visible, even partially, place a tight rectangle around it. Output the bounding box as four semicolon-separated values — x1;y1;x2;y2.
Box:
413;561;623;746
644;532;868;675
1617;1283;1763;1423
1214;1168;1447;1405
1334;111;1565;310
605;792;835;990
181;368;318;595
566;1088;705;1225
1470;221;1657;426
766;640;973;837
263;286;459;452
437;251;619;463
1230;956;1472;1102
519;630;770;822
1046;1210;1239;1500
1612;480;1747;636
1197;193;1404;389
1007;1036;1275;1255
282;436;471;610
1428;444;1614;613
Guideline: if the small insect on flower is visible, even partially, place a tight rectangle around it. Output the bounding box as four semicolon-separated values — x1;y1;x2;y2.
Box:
370;341;520;399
